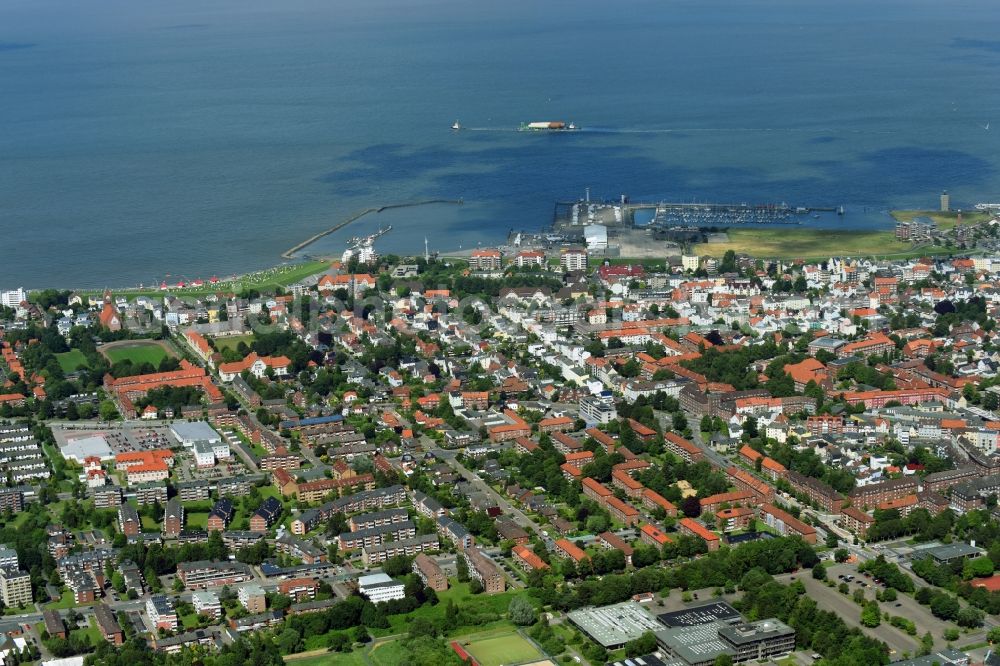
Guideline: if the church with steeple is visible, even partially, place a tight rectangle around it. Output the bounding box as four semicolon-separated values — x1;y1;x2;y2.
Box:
98;289;122;332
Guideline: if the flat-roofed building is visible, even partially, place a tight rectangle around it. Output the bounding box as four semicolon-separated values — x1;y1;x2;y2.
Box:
718;619;795;663
147;594;177;631
0;568;31;608
358;573;405;603
192;590;221;618
567;601;664;649
177;560;253;590
238;583;267;614
362;534;439;566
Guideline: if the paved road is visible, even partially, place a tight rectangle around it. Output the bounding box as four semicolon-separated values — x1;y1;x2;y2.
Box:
430;442;554;550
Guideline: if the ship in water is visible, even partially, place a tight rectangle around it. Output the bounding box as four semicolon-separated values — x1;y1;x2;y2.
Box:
452;120;461;130
518;121;578;132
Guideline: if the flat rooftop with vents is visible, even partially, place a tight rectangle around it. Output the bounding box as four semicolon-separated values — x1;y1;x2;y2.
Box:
567;601;665;649
657;601;741;628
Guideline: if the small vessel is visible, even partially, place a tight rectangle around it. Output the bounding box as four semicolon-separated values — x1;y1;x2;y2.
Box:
451;121;461;131
518;121;579;132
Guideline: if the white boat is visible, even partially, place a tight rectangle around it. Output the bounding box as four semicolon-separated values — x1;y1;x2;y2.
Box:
451;121;461;130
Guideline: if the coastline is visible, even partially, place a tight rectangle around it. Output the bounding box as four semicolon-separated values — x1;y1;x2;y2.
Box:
27;209;990;296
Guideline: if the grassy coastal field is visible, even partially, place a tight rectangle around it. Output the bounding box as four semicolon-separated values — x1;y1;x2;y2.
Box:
891;209;992;229
78;260;330;301
691;227;936;260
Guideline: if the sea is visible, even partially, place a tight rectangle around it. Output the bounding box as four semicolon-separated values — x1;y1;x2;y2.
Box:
1;0;1000;288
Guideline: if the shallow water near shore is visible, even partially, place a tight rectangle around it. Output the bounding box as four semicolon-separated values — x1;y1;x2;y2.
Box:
1;0;999;287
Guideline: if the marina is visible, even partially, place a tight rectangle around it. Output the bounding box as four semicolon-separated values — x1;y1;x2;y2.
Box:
553;198;844;230
280;199;463;259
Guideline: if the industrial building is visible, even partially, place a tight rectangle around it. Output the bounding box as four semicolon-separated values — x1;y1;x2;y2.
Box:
568;601;665;649
655;618;795;666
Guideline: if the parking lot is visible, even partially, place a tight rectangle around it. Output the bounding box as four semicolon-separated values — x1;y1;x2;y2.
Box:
52;423;174;455
777;562;943;657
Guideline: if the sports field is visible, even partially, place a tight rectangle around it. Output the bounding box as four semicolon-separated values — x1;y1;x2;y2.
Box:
101;341;173;366
460;629;544;666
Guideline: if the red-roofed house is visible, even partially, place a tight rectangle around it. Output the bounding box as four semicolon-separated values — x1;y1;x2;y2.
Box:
512;545;548;571
678;517;720;551
555;539;589;563
218;353;292;382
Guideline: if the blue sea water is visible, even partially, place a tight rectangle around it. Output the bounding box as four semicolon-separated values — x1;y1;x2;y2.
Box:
1;0;1000;287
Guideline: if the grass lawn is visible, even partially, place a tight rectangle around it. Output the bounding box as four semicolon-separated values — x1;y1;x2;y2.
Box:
891;209;992;230
373;582;531;638
181;612;201;630
8;511;33;529
214;334;255;352
103;342;171;366
691;228;924;260
186;512;209;529
70;619;103;647
369;640;410;666
461;629;544;666
45;588;80;610
141;515;160;531
56;349;90;373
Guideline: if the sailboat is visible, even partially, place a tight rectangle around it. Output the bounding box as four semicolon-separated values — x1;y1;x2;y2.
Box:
452;121;461;131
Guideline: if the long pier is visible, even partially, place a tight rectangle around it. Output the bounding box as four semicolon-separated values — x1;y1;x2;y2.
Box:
282;199;463;259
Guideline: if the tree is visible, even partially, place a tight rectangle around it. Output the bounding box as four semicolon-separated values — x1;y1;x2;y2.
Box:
714;655;734;666
508;596;536;626
277;627;301;654
624;631;658;658
812;562;826;581
987;626;1000;644
963;556;994;580
834;548;849;563
682;496;702;518
957;606;985;628
861;601;881;627
408;617;438;639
